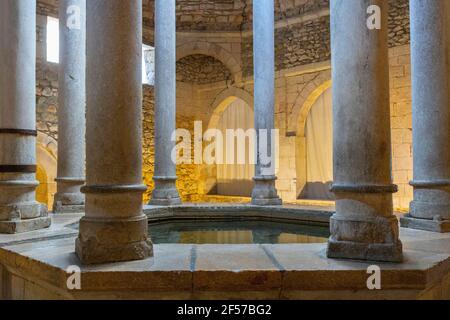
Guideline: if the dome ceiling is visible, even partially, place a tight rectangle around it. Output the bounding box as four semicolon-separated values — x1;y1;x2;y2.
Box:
144;0;328;32
37;0;329;32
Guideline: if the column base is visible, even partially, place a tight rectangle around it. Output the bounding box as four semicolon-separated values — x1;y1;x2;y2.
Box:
409;199;450;221
75;215;153;265
251;176;282;206
0;202;42;220
53;204;85;214
400;214;450;233
327;238;403;263
53;178;85;214
327;214;403;263
149;176;181;206
0;204;51;234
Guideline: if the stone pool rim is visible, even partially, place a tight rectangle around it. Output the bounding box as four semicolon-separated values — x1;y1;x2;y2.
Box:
1;205;450;300
143;203;334;227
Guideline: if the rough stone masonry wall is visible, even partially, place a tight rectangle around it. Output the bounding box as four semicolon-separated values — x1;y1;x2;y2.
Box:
35;13;203;206
36;15;59;142
142;87;201;203
177;54;232;84
142;0;329;33
241;0;409;77
36;62;59;142
36;68;202;205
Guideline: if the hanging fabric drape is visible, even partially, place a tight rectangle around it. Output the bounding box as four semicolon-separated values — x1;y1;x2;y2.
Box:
302;88;334;200
216;98;255;197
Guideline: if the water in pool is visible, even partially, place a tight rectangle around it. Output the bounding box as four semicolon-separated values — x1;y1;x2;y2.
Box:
148;220;330;244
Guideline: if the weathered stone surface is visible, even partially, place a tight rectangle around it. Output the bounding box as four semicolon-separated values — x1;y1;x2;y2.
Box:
76;216;153;265
0;215;51;235
76;0;152;264
150;0;182;206
327;0;402;262
0;0;52;234
177;54;232;84
52;203;84;214
405;0;450;232
2;231;450;299
401;215;450;233
36;63;59;141
251;0;282;206
241;0;410;77
53;0;86;214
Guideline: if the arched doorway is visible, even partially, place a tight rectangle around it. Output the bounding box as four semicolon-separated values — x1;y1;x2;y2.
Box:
299;87;334;200
216;98;255;197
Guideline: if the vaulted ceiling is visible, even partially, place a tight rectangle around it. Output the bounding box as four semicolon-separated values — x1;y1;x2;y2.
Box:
37;0;329;32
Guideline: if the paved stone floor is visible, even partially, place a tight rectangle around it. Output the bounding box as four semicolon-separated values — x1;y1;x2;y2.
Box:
1;206;450;300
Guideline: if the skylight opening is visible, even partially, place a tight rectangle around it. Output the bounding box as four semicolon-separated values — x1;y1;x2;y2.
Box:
46;16;59;63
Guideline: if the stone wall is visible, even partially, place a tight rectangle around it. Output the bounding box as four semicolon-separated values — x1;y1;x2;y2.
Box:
36;14;58;142
177;54;232;84
142;87;202;203
142;88;155;203
36;61;59;142
388;0;410;47
142;0;329;33
37;0;58;17
191;44;413;210
242;0;409;77
389;45;413;211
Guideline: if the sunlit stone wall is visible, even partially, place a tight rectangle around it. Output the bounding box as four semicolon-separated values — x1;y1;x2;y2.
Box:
389;45;413;211
142;87;202;203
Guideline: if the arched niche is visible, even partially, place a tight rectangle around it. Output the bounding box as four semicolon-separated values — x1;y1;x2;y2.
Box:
177;42;242;83
201;88;254;196
295;81;333;199
215;98;255;197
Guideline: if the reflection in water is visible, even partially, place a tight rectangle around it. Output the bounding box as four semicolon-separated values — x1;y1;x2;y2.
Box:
148;220;329;244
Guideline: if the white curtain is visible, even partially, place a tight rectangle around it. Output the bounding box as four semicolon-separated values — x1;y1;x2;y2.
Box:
303;87;334;200
216;99;255;196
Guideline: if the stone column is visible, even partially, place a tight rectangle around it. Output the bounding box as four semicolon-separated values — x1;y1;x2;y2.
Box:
76;0;152;264
401;0;450;232
149;0;181;206
0;0;51;234
53;0;86;214
251;0;282;206
327;0;402;262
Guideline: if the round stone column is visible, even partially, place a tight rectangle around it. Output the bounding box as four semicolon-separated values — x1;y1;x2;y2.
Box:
327;0;402;262
53;0;86;214
76;0;152;264
401;0;450;232
251;0;282;206
149;0;181;206
0;0;51;234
